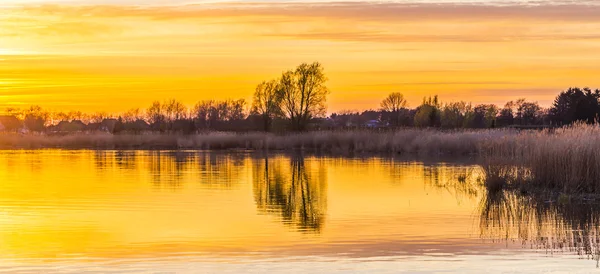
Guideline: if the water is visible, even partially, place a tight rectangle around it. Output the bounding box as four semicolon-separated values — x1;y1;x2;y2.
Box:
0;150;598;273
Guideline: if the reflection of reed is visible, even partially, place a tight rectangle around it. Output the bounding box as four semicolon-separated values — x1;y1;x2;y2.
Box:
422;164;484;203
479;191;600;264
424;161;600;265
252;156;327;233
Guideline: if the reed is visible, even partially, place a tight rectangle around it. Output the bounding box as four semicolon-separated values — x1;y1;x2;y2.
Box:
0;129;515;155
480;124;600;193
2;124;600;193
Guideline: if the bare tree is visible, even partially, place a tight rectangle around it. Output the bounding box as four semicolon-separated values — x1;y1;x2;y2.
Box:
53;112;71;122
251;80;283;131
229;99;247;121
164;99;187;122
68;111;84;122
381;92;409;127
216;101;230;121
280;62;329;131
122;108;143;123
193;100;215;129
147;101;166;126
23;105;48;132
381;92;408;112
90;112;110;124
192;99;246;130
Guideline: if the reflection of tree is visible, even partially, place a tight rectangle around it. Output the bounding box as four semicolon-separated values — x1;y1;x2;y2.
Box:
91;151;245;189
253;156;327;233
479;191;600;265
195;152;246;187
147;151;188;187
93;151;110;169
114;150;137;169
147;151;245;188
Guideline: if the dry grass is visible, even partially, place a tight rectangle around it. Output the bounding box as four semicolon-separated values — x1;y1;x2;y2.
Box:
479;161;532;193
0;129;515;155
3;124;600;193
481;124;600;193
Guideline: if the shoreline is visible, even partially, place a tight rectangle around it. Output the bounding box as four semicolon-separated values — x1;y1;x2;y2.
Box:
0;129;512;154
3;126;599;195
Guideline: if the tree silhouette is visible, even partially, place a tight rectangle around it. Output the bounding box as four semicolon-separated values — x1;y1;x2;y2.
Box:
251;80;283;132
549;87;600;125
519;101;542;125
192;100;215;130
193;99;247;131
471;104;498;128
499;99;543;126
496;102;515;127
380;92;408;127
414;95;441;127
280;62;329;131
226;99;247;121
164;99;187;123
122;108;143;123
440;101;471;128
147;101;166;131
23;105;48;132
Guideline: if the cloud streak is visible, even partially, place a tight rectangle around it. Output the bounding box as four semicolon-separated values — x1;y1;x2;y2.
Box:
11;1;600;22
5;1;600;53
5;1;600;45
1;1;600;112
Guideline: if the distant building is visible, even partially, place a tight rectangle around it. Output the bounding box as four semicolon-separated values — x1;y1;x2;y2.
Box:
365;120;381;128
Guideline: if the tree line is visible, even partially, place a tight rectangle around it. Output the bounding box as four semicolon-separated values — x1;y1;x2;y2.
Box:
371;88;600;129
1;61;599;133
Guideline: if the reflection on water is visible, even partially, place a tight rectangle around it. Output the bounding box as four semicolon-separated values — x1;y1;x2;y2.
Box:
0;150;599;271
422;164;484;204
93;150;247;188
253;156;327;233
479;190;600;264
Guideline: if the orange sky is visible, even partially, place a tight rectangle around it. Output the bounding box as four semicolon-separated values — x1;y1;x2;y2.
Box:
2;1;600;113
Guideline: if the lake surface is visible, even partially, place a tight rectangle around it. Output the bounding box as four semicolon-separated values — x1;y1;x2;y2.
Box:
0;150;598;273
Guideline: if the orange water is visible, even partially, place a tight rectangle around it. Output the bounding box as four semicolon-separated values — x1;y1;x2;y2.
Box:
0;150;595;272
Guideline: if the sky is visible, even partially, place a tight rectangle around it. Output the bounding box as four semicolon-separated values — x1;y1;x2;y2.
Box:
1;0;600;114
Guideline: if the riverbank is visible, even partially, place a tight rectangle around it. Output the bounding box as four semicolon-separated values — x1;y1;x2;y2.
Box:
1;125;599;194
0;129;515;154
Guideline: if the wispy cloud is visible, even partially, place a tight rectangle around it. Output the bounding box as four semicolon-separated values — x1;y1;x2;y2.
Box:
5;2;600;44
1;1;600;111
11;2;600;22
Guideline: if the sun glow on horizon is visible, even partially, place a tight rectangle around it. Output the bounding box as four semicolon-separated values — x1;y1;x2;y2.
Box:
0;48;25;55
1;1;600;113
